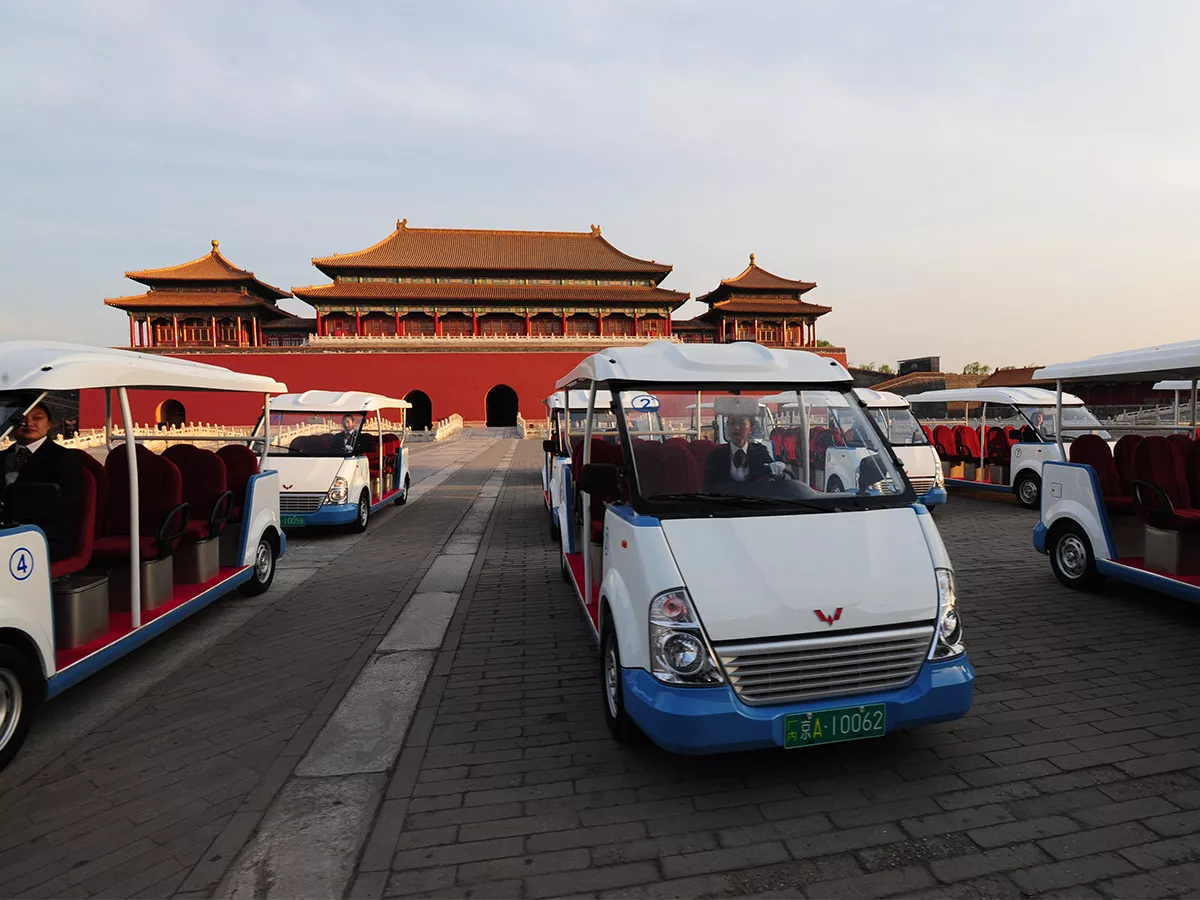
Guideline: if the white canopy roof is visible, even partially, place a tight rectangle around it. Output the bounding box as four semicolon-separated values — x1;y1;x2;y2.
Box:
905;387;1084;407
556;340;851;389
854;387;909;409
0;341;287;393
1153;379;1200;391
270;390;410;413
1035;340;1200;383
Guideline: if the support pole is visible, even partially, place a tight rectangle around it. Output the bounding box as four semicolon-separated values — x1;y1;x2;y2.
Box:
1192;379;1198;433
173;314;179;348
118;387;141;629
260;393;272;470
1055;380;1065;462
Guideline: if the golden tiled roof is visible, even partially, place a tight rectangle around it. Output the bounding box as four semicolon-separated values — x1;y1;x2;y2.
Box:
710;297;832;316
311;220;673;277
290;281;688;305
103;290;299;318
124;240;291;299
697;253;818;305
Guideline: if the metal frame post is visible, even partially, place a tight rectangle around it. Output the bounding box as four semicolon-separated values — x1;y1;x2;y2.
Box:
117;388;141;628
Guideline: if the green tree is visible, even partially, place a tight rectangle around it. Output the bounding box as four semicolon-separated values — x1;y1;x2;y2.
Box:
879;364;894;375
962;361;992;375
815;339;833;348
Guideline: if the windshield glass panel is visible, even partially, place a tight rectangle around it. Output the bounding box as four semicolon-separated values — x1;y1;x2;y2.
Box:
263;411;372;457
1019;405;1111;441
617;388;910;511
868;408;928;446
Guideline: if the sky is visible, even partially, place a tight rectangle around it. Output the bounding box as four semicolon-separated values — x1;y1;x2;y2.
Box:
2;0;1199;372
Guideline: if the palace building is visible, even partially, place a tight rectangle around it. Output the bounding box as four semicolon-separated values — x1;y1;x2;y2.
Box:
97;222;845;429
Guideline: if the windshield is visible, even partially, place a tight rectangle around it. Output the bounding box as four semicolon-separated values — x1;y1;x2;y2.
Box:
868;408;929;446
1019;405;1111;441
616;388;912;513
262;411;372;457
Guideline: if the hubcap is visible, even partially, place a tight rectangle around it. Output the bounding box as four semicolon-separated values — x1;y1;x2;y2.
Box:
1020;480;1038;504
1057;534;1088;579
0;669;23;753
604;641;619;718
254;541;272;581
359;499;368;524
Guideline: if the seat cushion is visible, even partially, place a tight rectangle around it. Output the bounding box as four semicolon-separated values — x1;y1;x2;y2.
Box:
92;534;160;561
1104;496;1137;515
184;519;212;541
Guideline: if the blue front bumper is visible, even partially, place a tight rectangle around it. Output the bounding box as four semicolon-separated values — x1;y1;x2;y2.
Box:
623;656;974;755
921;487;948;507
282;502;357;528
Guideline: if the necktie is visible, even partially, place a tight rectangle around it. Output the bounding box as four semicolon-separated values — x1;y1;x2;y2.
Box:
14;446;31;470
733;448;746;468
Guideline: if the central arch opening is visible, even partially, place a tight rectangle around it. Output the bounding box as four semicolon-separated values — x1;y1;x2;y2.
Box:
405;390;433;431
485;384;518;427
156;398;187;430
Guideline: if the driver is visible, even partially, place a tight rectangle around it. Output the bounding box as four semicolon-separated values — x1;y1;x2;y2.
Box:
703;414;787;489
339;414;360;455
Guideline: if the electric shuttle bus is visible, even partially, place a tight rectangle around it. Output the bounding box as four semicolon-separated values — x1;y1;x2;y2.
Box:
555;341;973;754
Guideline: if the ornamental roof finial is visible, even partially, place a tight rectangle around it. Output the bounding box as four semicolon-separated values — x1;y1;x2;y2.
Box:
590;223;602;236
396;218;408;230
211;239;220;251
749;252;756;266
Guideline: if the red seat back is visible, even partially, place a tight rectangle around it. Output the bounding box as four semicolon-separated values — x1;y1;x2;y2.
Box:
73;450;109;539
631;440;668;497
933;425;957;460
105;444;184;538
174;448;228;529
955;425;981;461
50;467;96;580
689;439;717;469
1189;441;1200;508
1070;434;1122;498
920;424;934;444
1114;434;1143;497
1167;433;1193;464
1133;436;1192;511
986;426;1011;463
661;441;700;493
781;428;801;461
217;445;259;512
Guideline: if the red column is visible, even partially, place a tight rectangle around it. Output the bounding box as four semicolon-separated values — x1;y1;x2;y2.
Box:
172;314;179;348
434;311;441;336
598;312;604;336
236;315;243;347
525;310;531;335
355;310;361;336
561;311;568;335
472;311;478;336
129;317;136;348
666;315;672;337
634;312;640;336
210;316;217;347
394;310;401;335
316;310;323;336
753;319;759;342
252;318;259;347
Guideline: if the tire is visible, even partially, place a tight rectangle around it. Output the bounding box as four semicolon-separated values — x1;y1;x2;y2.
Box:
394;475;410;506
348;491;370;533
239;534;277;596
1015;472;1041;509
600;620;632;742
826;476;845;493
1049;522;1100;590
0;645;42;772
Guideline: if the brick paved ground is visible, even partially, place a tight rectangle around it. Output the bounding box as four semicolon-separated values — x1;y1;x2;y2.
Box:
359;441;1200;900
0;440;510;899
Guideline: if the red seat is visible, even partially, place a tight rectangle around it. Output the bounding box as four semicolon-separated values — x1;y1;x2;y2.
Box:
986;426;1010;464
661;441;700;494
217;445;259;520
1189;442;1200;509
73;450;109;539
1167;433;1193;464
769;428;785;459
93;444;188;562
50;467;96;580
632;440;668;498
1132;436;1200;531
955;425;982;463
1020;425;1039;443
689;439;717;470
1070;434;1134;515
920;424;934;444
1114;434;1143;498
170;447;232;541
812;428;837;468
933;425;957;461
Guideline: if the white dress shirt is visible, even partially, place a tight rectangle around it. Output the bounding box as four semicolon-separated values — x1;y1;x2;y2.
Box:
728;440;751;482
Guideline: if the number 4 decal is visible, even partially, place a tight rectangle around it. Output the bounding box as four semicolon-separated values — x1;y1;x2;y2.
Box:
8;547;34;581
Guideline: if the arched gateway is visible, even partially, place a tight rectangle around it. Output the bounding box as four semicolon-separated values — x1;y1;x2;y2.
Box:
485;385;518;427
405;390;433;431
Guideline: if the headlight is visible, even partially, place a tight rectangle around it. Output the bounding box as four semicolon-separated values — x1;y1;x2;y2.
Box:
932;568;964;659
326;476;349;505
649;589;724;685
934;457;945;488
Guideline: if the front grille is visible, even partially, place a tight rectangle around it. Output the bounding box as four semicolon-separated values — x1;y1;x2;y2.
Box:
280;493;325;514
910;476;935;494
715;625;934;706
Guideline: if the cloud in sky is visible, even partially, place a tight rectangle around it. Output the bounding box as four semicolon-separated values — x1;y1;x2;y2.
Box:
2;0;1199;371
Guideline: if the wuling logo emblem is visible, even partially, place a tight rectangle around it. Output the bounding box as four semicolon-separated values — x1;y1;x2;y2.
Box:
814;607;843;626
282;484;293;490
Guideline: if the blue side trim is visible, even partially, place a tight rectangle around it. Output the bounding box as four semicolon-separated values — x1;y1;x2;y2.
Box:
1096;559;1200;606
607;504;661;527
1043;462;1116;559
911;502;930;516
921;487;948;507
370;491;402;513
283;503;357;527
622;656;974;755
1033;521;1048;553
278;530;287;558
945;478;1010;493
563;463;575;555
238;473;267;561
46;567;254;699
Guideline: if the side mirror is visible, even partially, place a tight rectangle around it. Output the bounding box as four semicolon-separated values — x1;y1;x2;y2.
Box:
578;463;619;498
858;455;887;490
542;439;557;454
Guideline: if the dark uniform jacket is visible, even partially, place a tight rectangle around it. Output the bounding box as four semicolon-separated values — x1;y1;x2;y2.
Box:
2;440;84;562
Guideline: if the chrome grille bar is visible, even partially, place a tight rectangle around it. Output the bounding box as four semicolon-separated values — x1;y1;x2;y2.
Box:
715;625;934;706
279;493;325;514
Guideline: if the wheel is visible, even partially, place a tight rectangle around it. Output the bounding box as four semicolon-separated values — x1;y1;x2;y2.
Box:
394;475;410;506
239;535;277;595
600;621;632;742
348;491;370;533
0;645;42;772
826;476;845;493
1015;472;1041;509
1049;522;1100;590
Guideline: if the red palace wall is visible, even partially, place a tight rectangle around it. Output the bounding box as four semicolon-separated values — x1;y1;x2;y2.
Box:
79;350;595;428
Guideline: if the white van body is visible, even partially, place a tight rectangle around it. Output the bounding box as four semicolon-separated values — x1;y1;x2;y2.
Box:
1035;341;1200;604
554;341;973;755
0;341;287;770
265;391;411;531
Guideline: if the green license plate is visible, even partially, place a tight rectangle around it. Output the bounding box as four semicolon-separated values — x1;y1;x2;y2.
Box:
784;703;886;749
280;515;307;527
